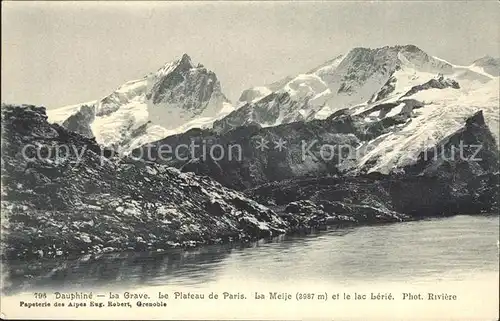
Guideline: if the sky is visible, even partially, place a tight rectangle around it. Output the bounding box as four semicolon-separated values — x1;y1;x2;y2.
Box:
2;1;499;108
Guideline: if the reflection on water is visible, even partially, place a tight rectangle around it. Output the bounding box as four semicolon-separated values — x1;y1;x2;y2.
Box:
3;215;499;295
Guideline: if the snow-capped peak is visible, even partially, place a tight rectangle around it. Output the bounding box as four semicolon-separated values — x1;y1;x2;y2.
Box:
154;53;194;78
472;55;498;65
47;54;234;153
216;44;498;134
470;55;500;76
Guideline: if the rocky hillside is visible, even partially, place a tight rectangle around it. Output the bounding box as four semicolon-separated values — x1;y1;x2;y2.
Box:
241;110;499;229
135;105;499;219
1;104;286;259
244;170;499;233
46;54;233;153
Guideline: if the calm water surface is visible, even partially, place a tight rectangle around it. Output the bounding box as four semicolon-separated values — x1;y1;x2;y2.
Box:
5;215;499;294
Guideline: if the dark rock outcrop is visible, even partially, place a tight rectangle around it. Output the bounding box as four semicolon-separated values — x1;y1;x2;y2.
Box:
370;75;397;103
61;104;95;138
279;199;406;233
246;171;499;228
146;54;228;113
400;75;460;98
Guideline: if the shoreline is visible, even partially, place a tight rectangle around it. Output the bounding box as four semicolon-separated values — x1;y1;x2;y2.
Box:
2;210;496;262
2;214;498;300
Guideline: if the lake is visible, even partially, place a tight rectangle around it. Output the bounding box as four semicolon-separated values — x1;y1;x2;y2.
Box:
2;215;499;320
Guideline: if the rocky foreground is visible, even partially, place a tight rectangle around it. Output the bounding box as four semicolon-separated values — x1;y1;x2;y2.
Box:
1;104;499;260
1;105;287;259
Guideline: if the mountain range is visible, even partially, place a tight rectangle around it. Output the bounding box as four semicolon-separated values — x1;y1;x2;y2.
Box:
219;45;498;128
47;45;499;157
3;104;498;260
2;44;499;259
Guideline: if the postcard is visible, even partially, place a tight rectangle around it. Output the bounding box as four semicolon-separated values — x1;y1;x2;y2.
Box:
1;1;499;320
